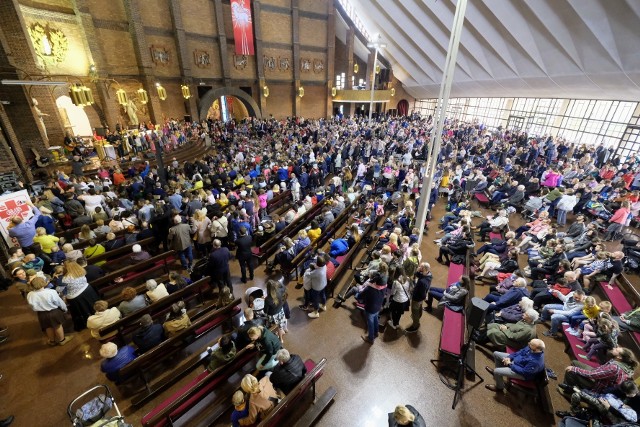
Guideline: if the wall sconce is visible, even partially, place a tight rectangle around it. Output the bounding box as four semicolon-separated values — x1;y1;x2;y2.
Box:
156;83;167;101
82;86;94;105
115;88;128;106
70;84;88;107
298;86;304;98
354;63;359;73
263;85;269;98
390;87;396;97
137;88;148;104
331;87;337;97
181;84;191;99
375;65;381;74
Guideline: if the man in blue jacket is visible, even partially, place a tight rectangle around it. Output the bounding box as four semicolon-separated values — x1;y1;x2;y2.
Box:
485;338;545;392
329;238;349;257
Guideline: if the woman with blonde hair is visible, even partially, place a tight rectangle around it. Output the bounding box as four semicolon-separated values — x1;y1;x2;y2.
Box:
26;276;73;346
191;208;212;257
33;227;59;254
389;404;426;426
236;373;279;425
62;260;99;331
78;224;96;242
247;325;282;371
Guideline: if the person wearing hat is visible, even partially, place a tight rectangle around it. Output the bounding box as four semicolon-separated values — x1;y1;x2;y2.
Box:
132;314;165;354
99;342;137;383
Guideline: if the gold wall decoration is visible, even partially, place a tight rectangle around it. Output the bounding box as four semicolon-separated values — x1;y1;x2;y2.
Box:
375;64;381;74
150;45;170;65
263;85;269;98
354;63;359;73
137;88;149;104
156;84;167;100
181;85;191;99
278;57;290;71
301;58;311;72
331;87;337;97
298;86;304;98
263;56;276;71
115;88;128;106
313;59;324;73
233;54;248;70
194;50;211;68
27;23;68;64
390;87;396;96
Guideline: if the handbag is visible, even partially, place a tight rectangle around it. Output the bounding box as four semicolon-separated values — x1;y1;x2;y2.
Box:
400;282;411;312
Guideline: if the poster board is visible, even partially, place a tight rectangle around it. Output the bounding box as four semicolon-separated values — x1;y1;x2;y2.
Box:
0;190;33;248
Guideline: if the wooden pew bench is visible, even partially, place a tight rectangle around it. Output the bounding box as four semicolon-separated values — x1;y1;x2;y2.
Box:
258;358;334;427
87;236;155;268
90;251;175;297
98;276;212;343
252;200;325;263
118;298;242;390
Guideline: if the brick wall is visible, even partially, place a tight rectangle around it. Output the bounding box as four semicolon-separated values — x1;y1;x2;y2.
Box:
264;83;293;118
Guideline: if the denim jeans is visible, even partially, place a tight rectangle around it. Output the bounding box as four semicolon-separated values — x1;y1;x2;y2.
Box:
309;288;326;311
492;351;525;389
556;209;568;226
366;310;379;341
177;246;193;269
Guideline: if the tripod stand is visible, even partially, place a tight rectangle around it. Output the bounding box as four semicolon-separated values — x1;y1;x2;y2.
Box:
430;323;484;409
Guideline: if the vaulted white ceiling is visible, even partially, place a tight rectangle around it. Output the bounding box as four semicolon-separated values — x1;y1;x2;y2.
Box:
349;0;640;101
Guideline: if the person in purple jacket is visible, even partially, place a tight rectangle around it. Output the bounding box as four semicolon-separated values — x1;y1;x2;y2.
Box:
8;201;41;252
99;342;136;383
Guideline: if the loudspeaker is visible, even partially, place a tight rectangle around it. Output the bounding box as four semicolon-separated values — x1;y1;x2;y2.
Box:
467;297;490;330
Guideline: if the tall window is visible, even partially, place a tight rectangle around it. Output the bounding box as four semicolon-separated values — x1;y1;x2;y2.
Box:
414;97;638;154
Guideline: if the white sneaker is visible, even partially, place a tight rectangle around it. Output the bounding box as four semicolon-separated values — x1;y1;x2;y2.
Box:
568;328;581;337
387;320;398;330
308;311;320;318
319;304;327;312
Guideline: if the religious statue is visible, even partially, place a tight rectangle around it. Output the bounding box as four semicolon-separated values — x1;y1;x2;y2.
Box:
31;98;49;141
125;99;139;126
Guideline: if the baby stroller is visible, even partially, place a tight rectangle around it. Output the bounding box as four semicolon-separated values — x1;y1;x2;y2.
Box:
68;385;131;427
522;196;545;220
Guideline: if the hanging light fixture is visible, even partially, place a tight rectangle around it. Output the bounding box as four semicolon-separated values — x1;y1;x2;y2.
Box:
354;63;359;73
137;87;148;104
115;88;128;106
331;87;337;97
81;85;94;105
375;64;381;74
298;86;304;98
70;84;88;107
263;85;269;98
156;83;167;101
390;87;396;97
181;84;191;99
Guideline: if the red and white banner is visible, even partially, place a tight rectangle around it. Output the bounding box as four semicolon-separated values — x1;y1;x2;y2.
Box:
231;0;255;55
0;190;33;247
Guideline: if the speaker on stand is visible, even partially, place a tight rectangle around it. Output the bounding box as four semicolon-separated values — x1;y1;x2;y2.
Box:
430;297;489;409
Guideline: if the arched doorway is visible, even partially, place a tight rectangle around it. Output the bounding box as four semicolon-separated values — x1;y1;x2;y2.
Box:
55;95;92;136
198;87;262;121
206;96;250;122
397;99;409;116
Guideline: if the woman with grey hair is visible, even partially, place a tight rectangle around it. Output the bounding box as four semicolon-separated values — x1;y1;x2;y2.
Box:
146;279;169;303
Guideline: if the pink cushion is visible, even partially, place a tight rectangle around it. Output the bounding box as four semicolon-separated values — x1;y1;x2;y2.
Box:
447;263;464;286
440;308;464;356
488;232;502;241
475;193;489;203
510;377;536;389
599;282;633;313
335;255;346;264
562;325;600;368
251;247;261;255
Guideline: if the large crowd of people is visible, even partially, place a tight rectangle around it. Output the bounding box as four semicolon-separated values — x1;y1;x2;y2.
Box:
4;112;640;425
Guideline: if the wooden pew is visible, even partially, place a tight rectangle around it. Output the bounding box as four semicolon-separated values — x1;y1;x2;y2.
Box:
252;200;325;263
119;298;242;390
282;202;354;280
259;358;334;427
68;229;126;251
325;220;376;298
140;345;259;427
87;236;155;269
98;276;211;342
90;251;175;297
55;221;98;238
266;190;291;213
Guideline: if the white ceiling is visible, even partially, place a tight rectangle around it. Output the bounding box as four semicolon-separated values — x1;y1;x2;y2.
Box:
348;0;640;101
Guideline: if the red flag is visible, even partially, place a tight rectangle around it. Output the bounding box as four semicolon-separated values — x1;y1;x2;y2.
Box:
231;0;255;55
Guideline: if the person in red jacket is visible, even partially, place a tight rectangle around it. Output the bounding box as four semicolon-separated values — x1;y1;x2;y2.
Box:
603;201;630;241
